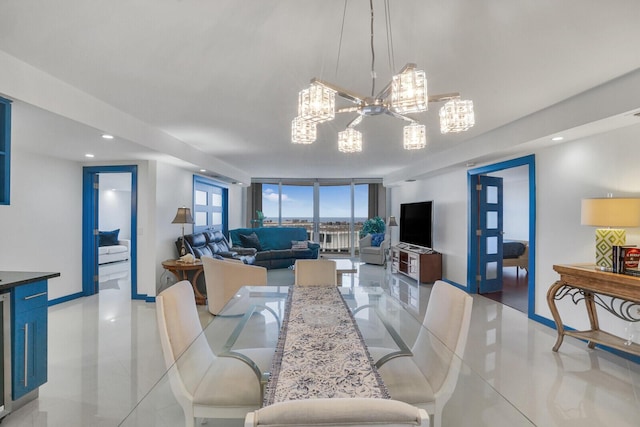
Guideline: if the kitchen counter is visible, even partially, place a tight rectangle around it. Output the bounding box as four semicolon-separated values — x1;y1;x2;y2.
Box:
0;271;60;291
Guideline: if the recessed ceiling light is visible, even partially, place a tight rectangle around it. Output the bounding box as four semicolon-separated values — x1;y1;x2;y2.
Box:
551;136;564;141
85;153;95;158
200;169;206;172
102;134;114;140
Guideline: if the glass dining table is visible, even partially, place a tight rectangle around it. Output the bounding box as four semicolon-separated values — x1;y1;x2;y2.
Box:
120;285;535;426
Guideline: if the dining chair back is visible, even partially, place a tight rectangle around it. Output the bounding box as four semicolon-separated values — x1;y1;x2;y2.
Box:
373;280;473;427
244;398;429;427
294;259;337;286
156;280;266;426
202;256;267;315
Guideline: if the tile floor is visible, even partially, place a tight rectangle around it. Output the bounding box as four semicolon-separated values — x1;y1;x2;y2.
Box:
1;261;638;426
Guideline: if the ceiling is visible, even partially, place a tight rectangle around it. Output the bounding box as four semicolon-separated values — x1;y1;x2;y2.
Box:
1;0;639;185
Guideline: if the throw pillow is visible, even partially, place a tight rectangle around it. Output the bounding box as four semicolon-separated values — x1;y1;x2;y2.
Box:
371;233;385;247
291;240;309;250
99;229;120;247
239;232;262;251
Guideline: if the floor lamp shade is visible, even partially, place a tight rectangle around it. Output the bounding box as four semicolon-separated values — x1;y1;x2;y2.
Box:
581;198;640;269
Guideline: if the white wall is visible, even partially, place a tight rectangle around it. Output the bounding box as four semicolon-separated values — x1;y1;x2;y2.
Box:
98;173;132;239
0;148;81;300
391;122;640;336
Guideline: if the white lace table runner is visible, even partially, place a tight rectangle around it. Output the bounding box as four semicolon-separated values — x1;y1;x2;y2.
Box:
263;286;389;405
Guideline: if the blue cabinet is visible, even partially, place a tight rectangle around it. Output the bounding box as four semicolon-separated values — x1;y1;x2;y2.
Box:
11;280;48;400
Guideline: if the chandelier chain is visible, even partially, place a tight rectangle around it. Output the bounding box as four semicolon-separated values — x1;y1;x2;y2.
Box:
384;0;396;74
335;0;348;79
369;0;376;97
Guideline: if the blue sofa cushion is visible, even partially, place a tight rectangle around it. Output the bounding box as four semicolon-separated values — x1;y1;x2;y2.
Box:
371;233;385;247
239;232;262;251
99;229;120;246
230;227;309;251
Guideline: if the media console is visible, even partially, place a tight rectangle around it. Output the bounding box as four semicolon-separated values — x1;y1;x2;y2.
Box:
391;243;442;284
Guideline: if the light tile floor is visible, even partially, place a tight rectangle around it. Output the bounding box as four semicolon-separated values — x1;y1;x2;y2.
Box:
1;261;638;426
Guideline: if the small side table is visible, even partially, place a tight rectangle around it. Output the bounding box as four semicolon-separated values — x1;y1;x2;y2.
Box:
161;259;206;305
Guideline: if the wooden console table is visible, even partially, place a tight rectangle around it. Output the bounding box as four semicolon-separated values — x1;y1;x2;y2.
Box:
547;264;640;356
161;259;205;305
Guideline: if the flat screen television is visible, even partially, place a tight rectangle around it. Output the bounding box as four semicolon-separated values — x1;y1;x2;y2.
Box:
400;201;433;249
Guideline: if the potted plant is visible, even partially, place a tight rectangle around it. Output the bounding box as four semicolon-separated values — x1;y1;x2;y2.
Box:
359;216;386;238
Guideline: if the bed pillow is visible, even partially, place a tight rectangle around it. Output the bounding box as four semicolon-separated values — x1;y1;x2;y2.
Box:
239;232;262;251
99;229;120;247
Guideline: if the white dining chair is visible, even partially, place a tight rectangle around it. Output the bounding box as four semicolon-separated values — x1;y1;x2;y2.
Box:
369;280;473;427
156;280;273;427
294;259;337;286
244;398;429;427
202;255;267;315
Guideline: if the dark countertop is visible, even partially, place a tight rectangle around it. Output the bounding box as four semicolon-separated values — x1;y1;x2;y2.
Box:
0;271;60;291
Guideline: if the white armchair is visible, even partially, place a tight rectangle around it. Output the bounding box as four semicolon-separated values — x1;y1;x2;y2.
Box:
201;256;267;315
359;234;388;265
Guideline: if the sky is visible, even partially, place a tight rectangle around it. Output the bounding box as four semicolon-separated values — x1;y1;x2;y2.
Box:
261;183;368;219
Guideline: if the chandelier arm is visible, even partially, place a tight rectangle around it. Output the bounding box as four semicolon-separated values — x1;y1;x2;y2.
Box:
311;78;367;105
384;110;417;123
346;115;364;128
336;106;360;114
428;92;461;103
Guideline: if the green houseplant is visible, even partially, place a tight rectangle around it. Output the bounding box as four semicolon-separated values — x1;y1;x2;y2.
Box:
359;216;386;238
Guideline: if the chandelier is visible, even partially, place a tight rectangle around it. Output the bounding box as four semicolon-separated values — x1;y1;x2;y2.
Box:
291;2;475;152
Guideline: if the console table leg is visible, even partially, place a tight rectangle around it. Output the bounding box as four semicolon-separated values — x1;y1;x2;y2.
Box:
547;280;566;352
584;292;599;349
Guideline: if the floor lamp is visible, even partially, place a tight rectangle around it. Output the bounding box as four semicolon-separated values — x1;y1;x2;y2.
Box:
385;216;398;269
172;207;194;257
581;197;640;271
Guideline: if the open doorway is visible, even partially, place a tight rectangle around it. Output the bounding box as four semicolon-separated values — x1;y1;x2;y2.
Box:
467;155;536;316
82;165;139;300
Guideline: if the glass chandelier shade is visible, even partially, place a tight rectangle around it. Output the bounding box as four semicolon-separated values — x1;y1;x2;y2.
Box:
391;69;428;114
439;99;475;133
291;116;317;144
298;83;336;123
338;128;363;153
403;123;427;150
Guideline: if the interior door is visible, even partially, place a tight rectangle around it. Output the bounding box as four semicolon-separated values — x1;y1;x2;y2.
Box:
477;175;504;293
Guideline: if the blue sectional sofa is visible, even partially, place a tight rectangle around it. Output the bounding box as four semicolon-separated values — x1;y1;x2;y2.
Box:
229;227;320;269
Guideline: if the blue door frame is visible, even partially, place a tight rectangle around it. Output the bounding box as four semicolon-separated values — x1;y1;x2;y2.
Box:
467;155;536;316
82;165;141;300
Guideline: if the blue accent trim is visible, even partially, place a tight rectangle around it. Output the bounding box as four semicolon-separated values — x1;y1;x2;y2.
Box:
0;96;12;205
48;292;85;306
145;296;156;303
83;165;140;299
467;155;536;315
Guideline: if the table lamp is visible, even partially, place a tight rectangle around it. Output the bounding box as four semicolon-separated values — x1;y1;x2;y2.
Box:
581;197;640;270
172;207;194;256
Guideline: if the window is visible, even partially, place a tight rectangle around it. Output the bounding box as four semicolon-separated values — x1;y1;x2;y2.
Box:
193;176;228;234
255;180;381;254
0;97;11;205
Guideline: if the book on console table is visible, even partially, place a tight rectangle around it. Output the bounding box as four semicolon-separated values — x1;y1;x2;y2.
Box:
612;245;640;274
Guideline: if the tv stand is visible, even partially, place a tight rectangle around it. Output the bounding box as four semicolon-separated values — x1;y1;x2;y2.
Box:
391;244;442;283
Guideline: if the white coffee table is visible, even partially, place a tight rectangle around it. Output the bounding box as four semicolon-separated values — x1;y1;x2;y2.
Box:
326;258;361;285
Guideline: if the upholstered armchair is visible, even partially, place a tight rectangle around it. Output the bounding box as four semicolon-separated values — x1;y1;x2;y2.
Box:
359;233;388;265
201;256;267;315
244;398;429;427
